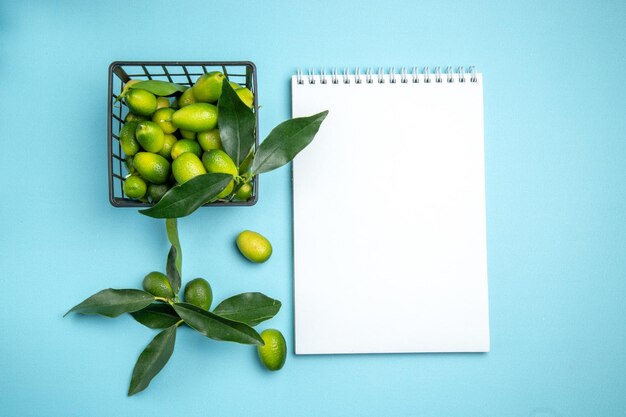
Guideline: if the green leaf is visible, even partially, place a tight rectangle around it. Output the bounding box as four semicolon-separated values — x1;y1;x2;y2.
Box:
250;110;328;175
166;246;181;296
139;173;232;219
165;218;182;277
129;80;186;96
65;289;155;318
218;79;256;166
131;303;181;329
128;325;177;396
172;302;264;345
213;292;282;326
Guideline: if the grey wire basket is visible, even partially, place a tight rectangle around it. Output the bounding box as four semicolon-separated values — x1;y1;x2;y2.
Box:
107;61;259;208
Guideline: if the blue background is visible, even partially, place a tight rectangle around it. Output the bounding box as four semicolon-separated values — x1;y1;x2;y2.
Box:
1;0;625;416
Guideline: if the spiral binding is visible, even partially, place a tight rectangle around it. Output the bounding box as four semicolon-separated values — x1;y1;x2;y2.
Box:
296;66;478;85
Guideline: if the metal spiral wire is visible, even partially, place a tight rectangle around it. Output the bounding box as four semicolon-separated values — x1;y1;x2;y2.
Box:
295;66;478;84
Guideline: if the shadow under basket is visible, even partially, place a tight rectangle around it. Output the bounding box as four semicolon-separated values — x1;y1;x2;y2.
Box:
107;61;259;208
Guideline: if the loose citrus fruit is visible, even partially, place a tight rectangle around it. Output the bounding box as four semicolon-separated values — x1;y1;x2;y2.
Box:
236;230;272;263
142;271;174;298
257;329;286;371
183;278;212;310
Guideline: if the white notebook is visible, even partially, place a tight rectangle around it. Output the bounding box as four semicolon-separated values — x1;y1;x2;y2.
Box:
291;67;489;354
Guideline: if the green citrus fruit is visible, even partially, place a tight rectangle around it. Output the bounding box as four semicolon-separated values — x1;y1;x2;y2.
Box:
172;152;207;184
158;134;177;159
179;87;196;107
123;175;147;199
147;183;169;203
229;81;241;89
193;72;225;102
124;112;148;123
172;103;218;132
152;107;177;134
135;121;165;153
202;150;238;176
236;230;272;263
257;329;286;371
183;278;212;310
170;139;202;160
202;149;237;198
197;129;222;151
156;97;170;109
234;182;253;201
125;88;158;116
142;271;174;298
179;129;196;139
119;121;140;156
235;87;254;108
133;152;171;184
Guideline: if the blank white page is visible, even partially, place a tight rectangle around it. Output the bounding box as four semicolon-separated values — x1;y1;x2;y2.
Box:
292;73;489;354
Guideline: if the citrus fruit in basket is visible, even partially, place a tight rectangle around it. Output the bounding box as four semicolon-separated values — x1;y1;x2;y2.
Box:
158;134;177;159
202;149;237;198
156;97;170;109
257;329;286;371
234;182;253;201
202;150;237;176
123;175;147;199
235;87;254;108
236;230;272;263
179;129;196;139
172;152;207;184
152;108;177;134
197;129;222;151
170;139;202;160
126;89;158;116
179;87;196;107
172;103;218;132
183;278;213;310
193;71;225;102
119;121;140;156
133;152;171;184
124;112;148;123
147;183;169;203
135;121;165;153
142;271;174;298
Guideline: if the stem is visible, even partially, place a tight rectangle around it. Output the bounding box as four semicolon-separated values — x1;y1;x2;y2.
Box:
154;296;169;303
175;320;184;327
